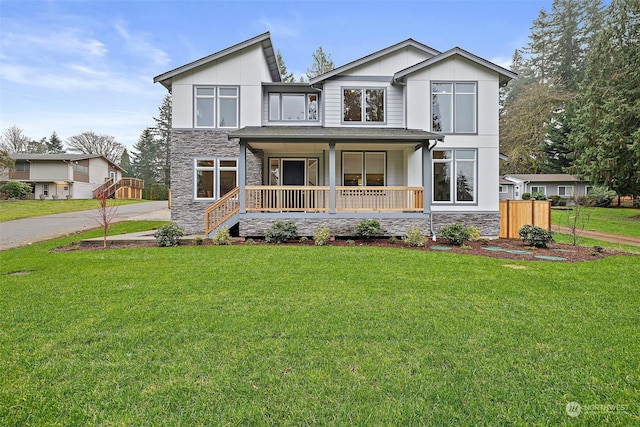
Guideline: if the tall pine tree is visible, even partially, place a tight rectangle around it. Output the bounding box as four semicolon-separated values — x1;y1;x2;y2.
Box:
276;49;295;83
131;127;161;186
153;95;172;188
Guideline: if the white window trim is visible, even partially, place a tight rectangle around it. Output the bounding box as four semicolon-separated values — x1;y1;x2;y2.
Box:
268;93;319;122
193;158;238;200
499;185;508;193
431;81;477;134
557;185;574;197
530;186;547;195
194;86;239;129
341;151;386;186
341;87;386;124
432;149;477;204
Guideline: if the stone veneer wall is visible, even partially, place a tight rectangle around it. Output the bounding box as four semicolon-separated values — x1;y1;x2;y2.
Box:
171;129;262;234
239;212;500;238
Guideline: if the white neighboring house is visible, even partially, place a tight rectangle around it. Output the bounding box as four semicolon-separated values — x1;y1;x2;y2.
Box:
501;174;590;200
154;32;517;237
8;153;124;199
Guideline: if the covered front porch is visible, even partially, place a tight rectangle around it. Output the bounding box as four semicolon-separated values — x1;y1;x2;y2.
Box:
206;126;443;235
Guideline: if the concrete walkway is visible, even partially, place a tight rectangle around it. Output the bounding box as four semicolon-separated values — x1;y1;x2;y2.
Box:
552;225;640;247
0;201;170;251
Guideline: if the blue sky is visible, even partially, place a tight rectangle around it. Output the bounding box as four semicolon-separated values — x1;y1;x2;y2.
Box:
0;0;556;151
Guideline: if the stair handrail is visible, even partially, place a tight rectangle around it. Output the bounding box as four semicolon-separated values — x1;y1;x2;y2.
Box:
205;187;240;235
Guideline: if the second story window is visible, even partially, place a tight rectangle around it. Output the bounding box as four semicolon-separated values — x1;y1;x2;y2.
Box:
269;93;318;121
195;86;239;129
432;82;477;133
343;88;385;123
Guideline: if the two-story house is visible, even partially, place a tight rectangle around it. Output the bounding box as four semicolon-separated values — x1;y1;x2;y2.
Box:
8;153;125;199
154;32;516;237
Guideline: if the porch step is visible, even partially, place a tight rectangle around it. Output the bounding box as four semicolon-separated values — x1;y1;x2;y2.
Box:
207;214;239;238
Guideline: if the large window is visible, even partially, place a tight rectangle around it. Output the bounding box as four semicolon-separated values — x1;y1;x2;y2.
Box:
432;149;476;203
530;186;546;196
269;93;318;121
558;186;573;197
194;158;237;200
432;82;476;133
195;86;238;128
15;161;29;172
342;152;385;186
343;88;385;123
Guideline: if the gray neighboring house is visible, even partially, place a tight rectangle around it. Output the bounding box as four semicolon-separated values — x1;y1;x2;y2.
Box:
501;174;590;200
7;153;124;199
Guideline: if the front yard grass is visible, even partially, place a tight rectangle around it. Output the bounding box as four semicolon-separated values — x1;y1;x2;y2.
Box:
552;206;640;238
0;199;147;222
1;227;639;425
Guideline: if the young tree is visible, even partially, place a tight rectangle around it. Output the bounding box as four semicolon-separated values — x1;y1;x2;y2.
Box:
153;94;172;188
306;47;334;80
276;49;295;83
0;126;30;152
95;191;118;248
67;131;125;163
46;132;65;153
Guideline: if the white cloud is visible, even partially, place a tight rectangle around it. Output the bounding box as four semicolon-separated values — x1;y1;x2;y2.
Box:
114;21;170;66
1;27;108;57
490;55;513;70
257;16;301;39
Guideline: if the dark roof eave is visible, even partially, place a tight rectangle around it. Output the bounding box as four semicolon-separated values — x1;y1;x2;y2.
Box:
229;127;443;143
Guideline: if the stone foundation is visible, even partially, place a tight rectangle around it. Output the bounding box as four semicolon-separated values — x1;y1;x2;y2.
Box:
239;212;500;238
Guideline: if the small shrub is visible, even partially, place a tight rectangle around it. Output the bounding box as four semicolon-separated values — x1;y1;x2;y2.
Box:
549;195;561;206
346;239;355;245
299;236;309;243
389;236;398;244
557;198;567;206
193;236;204;245
461;244;472;250
244;238;255;245
593;245;603;253
265;221;298;243
574;195;588;206
313;227;331;246
213;226;231;245
154;223;184;247
354;219;381;239
522;192;531;200
518;224;554;248
587;186;616;207
403;226;425;247
439;222;471;246
466;225;481;241
0;180;32;199
531;191;548;201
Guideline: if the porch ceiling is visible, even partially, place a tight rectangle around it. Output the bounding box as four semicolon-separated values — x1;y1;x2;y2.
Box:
230;126;443;143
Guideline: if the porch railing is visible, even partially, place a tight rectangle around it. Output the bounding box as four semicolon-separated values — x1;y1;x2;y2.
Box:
336;186;424;211
243;185;423;212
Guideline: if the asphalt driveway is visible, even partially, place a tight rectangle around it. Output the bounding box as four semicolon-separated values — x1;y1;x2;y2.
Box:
0;201;170;251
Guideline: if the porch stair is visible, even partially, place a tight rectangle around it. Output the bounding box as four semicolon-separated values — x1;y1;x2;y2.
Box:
205;187;240;237
93;178;144;199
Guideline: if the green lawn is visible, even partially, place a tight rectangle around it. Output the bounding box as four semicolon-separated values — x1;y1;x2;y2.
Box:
554;233;640;254
1;225;638;425
0;199;147;222
552;207;640;238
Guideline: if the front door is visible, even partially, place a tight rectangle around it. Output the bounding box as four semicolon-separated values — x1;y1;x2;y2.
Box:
282;160;306;185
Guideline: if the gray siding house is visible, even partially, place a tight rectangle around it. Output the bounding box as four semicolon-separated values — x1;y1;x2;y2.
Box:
502;174;590;200
154;32;516;237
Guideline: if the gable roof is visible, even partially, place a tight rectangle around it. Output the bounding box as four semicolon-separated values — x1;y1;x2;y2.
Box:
153;32;280;90
308;39;440;85
503;174;585;183
393;47;517;87
10;153;125;171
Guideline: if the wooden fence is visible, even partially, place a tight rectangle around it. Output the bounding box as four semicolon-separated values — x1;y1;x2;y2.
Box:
499;200;551;238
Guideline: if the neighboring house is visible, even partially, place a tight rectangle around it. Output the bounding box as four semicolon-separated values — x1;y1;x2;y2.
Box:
154;32;517;237
499;178;515;200
8;153;125;199
502;174;590;200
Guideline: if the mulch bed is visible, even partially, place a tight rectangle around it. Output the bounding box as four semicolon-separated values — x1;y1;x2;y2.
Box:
55;236;637;262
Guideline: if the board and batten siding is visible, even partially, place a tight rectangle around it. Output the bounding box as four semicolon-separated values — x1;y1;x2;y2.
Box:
322;79;404;128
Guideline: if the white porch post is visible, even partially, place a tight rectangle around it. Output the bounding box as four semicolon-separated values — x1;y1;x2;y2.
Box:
422;141;431;214
329;142;336;213
239;140;246;213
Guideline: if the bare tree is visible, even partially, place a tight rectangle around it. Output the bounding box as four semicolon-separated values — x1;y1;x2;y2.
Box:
95;191;118;248
67;131;125;163
562;200;591;246
1;126;31;152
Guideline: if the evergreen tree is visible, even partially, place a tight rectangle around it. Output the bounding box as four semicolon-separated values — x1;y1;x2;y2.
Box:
119;149;132;176
131;127;161;185
46;132;65;153
306;47;334;80
153;95;172;188
548;0;585;90
276;49;295;83
526;9;554;83
568;0;640;198
542;101;576;173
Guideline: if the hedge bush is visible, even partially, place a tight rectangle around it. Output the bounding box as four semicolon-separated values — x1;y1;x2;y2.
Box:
265;221;298;243
518;224;554;248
